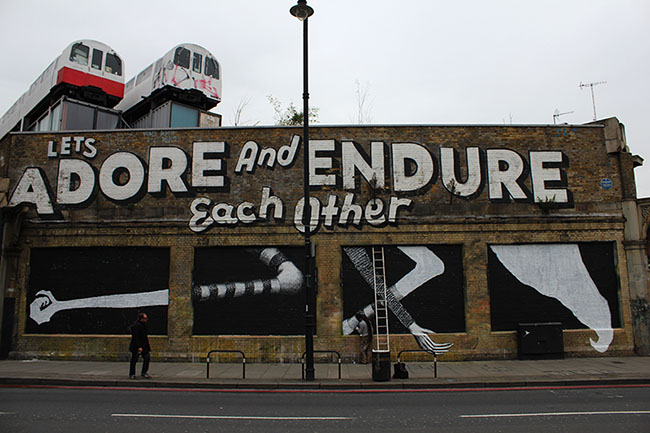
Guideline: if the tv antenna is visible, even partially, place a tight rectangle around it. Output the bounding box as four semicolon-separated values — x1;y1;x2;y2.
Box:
579;81;606;121
553;109;574;124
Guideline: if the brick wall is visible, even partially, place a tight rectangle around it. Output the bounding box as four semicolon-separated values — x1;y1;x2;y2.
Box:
1;121;639;361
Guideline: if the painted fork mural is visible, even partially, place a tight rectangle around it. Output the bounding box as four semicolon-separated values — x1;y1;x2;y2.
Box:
343;246;454;354
29;289;169;325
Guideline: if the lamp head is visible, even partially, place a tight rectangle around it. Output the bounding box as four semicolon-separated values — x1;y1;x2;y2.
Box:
290;0;314;21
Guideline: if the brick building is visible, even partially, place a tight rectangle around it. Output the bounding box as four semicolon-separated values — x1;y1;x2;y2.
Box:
0;117;648;362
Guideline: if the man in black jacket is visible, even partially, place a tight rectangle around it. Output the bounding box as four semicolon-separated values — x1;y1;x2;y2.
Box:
129;312;151;379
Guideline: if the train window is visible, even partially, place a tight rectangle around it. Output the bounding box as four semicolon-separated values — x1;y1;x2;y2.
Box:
105;53;122;76
205;57;219;79
174;47;190;69
69;43;89;66
91;49;103;70
192;53;202;73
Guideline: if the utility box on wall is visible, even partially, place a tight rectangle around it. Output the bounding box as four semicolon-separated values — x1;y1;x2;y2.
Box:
517;322;564;360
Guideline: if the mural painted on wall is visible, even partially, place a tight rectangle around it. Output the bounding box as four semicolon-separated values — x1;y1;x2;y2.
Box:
26;247;169;334
192;247;306;335
488;242;621;352
7;132;576;234
342;245;464;352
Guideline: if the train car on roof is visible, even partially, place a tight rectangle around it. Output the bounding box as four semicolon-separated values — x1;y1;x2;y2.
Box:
0;40;125;140
116;43;222;127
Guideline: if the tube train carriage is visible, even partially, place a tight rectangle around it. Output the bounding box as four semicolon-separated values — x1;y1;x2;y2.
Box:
116;43;222;127
0;40;124;140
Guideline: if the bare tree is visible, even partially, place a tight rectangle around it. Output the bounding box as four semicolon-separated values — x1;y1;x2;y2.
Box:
351;79;373;124
232;97;259;126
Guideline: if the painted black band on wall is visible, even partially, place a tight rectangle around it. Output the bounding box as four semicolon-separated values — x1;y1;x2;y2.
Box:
26;247;169;334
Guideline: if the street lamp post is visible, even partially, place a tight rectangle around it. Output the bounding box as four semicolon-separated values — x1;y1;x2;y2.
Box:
290;0;315;381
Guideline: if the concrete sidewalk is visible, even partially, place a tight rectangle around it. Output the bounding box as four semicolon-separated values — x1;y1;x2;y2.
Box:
0;356;648;390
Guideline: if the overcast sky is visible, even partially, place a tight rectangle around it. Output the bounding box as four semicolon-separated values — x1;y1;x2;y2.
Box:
1;0;649;196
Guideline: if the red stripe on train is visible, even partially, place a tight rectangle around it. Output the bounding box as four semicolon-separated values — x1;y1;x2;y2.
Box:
57;67;125;98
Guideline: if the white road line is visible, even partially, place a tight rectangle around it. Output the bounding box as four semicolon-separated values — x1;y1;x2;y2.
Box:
0;412;15;415
112;413;353;420
461;411;650;418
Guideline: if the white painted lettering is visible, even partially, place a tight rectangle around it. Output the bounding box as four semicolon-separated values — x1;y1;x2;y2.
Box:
47;141;58;158
294;196;321;233
236;202;257;223
259;186;284;220
530;151;568;203
365;198;386;226
310;139;336;186
342;141;384;190
235;141;258;173
212;203;238;224
441;147;482;197
388;196;413;223
147;147;188;194
189;198;214;232
392;142;434;192
99;152;145;201
61;137;72;155
56;159;95;205
277;134;300;167
258;147;276;168
338;193;362;226
8;168;54;214
487;149;527;200
83;138;97;158
321;194;339;228
192;141;225;188
73;136;84;153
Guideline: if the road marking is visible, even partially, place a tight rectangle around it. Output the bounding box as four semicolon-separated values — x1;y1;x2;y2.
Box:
112;413;353;420
461;410;650;418
0;412;15;415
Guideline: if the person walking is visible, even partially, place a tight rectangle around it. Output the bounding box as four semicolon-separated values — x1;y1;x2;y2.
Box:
129;312;151;379
355;312;373;364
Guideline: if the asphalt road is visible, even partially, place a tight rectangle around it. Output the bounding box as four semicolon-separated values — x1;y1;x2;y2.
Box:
0;385;649;433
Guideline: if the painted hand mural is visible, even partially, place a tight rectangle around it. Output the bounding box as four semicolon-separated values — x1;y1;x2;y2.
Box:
29;289;169;325
343;246;462;354
490;244;615;352
26;247;169;334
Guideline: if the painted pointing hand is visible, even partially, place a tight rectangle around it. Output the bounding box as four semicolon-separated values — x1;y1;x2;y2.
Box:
29;289;169;324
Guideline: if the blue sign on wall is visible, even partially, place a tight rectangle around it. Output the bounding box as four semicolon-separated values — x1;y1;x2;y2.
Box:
601;178;613;190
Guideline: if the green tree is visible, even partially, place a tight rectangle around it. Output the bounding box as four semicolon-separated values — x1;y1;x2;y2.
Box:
267;95;319;126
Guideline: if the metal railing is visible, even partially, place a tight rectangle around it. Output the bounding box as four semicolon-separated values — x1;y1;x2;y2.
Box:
206;350;246;379
397;349;439;378
301;350;342;379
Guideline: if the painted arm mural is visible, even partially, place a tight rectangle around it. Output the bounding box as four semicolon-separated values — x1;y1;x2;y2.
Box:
490;244;614;352
192;248;303;300
343;246;453;354
29;289;169;325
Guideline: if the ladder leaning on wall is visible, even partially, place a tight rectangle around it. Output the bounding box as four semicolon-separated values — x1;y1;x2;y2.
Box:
372;247;390;352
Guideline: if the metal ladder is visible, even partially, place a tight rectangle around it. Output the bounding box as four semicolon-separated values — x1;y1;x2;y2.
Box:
372;247;390;352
